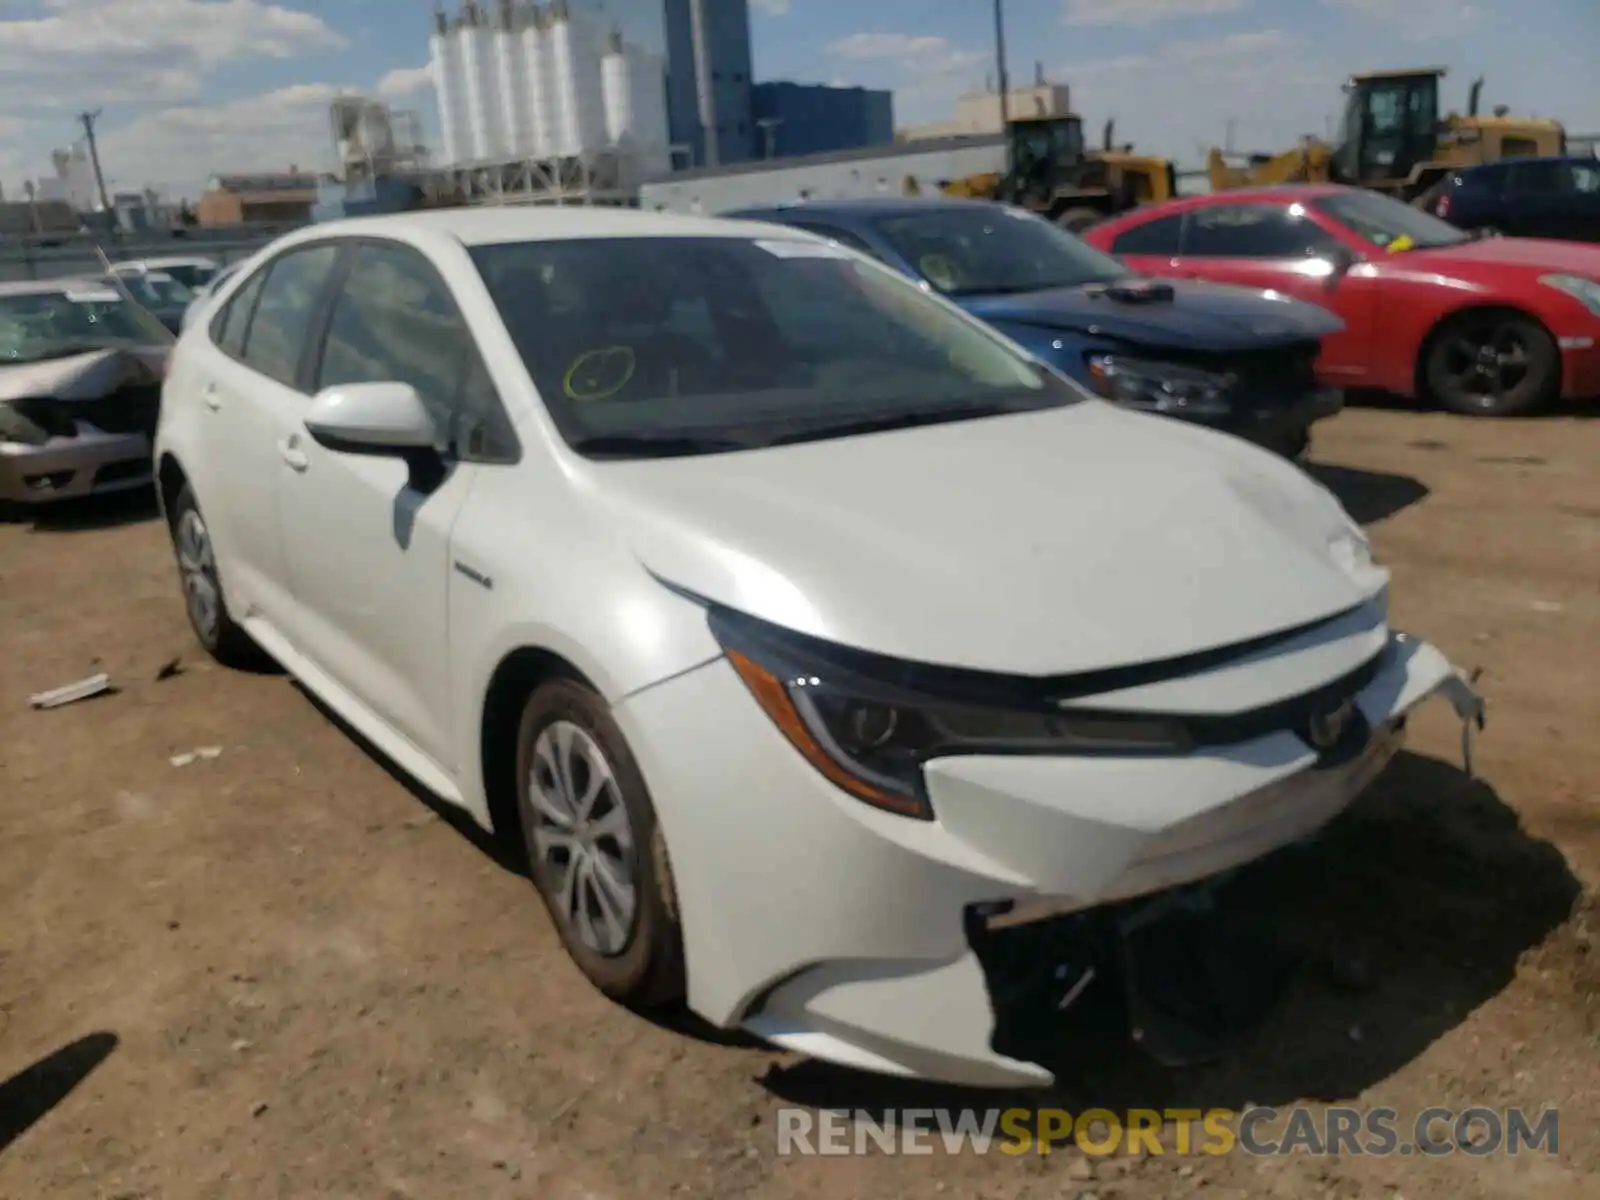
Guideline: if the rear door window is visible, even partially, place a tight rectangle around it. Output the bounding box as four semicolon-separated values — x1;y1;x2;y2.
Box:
1506;160;1567;194
1183;204;1338;257
210;270;267;359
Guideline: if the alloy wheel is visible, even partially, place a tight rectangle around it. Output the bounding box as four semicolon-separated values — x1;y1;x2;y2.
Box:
1438;321;1531;411
174;508;220;643
527;720;639;957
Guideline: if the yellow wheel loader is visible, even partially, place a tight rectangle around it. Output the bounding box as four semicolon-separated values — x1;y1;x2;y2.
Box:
941;114;1177;232
1206;67;1566;201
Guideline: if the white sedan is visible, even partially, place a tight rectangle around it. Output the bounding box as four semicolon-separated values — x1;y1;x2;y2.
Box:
153;208;1484;1089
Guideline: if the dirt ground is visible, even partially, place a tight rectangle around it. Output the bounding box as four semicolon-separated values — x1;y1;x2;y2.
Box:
2;404;1597;1200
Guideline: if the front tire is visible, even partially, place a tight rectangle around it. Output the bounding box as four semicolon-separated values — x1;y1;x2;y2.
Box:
168;483;258;666
515;679;685;1008
1424;311;1559;417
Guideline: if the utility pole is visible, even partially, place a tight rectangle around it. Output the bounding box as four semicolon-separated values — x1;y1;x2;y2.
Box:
992;0;1010;126
689;0;719;169
992;0;1010;174
77;109;116;232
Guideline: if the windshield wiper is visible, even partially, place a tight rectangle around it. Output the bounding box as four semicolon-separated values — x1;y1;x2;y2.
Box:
765;402;1032;446
949;277;1123;298
568;432;750;459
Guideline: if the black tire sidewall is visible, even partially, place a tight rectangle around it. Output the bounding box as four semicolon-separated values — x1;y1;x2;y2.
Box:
1427;313;1558;417
170;483;226;654
514;679;683;1006
1058;207;1100;233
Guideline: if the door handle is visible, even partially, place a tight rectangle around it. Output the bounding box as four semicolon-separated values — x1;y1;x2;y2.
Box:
201;383;221;411
279;437;309;472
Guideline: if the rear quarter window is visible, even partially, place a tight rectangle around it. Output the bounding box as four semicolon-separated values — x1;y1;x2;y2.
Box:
1110;213;1183;256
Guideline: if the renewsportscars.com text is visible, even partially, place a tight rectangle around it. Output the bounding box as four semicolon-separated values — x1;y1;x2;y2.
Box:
776;1106;1559;1158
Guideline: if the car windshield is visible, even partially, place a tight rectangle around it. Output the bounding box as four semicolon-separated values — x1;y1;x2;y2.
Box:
0;289;153;363
470;234;1082;457
1312;189;1470;250
868;206;1128;297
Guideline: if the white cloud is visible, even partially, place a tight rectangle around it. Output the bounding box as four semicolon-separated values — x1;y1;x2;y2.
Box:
1059;30;1345;163
825;32;987;124
95;82;352;198
750;0;791;14
1063;0;1250;26
1321;0;1479;40
0;0;346;197
827;33;982;70
377;65;434;99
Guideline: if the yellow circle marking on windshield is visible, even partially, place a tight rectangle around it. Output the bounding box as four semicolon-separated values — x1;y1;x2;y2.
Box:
563;345;636;401
919;253;960;291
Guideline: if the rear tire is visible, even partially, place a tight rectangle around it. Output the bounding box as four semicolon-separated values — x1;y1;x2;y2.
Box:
167;483;259;667
514;679;686;1008
1423;311;1559;417
1056;207;1102;234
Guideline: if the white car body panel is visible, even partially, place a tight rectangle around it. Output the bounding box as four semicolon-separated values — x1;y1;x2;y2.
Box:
273;440;472;770
151;208;1484;1091
595;400;1385;675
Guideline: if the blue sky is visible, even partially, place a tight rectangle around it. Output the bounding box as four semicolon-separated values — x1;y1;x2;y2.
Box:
0;0;1595;199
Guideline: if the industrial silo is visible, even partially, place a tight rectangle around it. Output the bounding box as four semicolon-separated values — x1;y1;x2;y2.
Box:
600;29;629;146
428;8;467;166
493;0;530;156
457;1;502;160
522;5;554;160
546;0;608;158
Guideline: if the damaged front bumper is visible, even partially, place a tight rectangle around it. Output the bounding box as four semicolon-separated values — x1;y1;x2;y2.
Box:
617;628;1485;1089
0;427;153;504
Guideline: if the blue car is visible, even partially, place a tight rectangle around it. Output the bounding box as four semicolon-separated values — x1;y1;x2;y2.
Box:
1418;156;1600;243
724;198;1345;458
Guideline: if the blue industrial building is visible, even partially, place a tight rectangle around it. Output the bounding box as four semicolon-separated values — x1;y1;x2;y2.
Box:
664;0;755;167
750;82;894;160
660;0;891;170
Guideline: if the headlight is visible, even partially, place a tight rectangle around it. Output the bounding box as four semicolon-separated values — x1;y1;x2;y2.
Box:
710;608;1193;820
1539;273;1600;316
1085;354;1234;417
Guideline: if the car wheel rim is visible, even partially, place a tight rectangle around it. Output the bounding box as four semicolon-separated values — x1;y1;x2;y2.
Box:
1441;323;1530;407
527;720;638;957
175;509;220;641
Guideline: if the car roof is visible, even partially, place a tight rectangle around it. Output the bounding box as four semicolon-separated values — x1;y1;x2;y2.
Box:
114;255;218;268
295;206;813;247
0;277;122;298
1094;184;1358;229
725;197;1000;221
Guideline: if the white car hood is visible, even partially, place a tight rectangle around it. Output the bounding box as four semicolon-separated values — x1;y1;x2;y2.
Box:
592;402;1385;676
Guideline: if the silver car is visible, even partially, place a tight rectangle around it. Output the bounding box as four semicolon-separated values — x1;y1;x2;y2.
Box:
0;278;172;509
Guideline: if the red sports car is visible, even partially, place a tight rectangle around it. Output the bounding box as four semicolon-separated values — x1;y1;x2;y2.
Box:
1082;185;1600;416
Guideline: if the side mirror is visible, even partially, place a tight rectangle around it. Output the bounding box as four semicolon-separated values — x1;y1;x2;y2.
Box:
1321;244;1360;279
304;381;436;454
304;381;449;490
